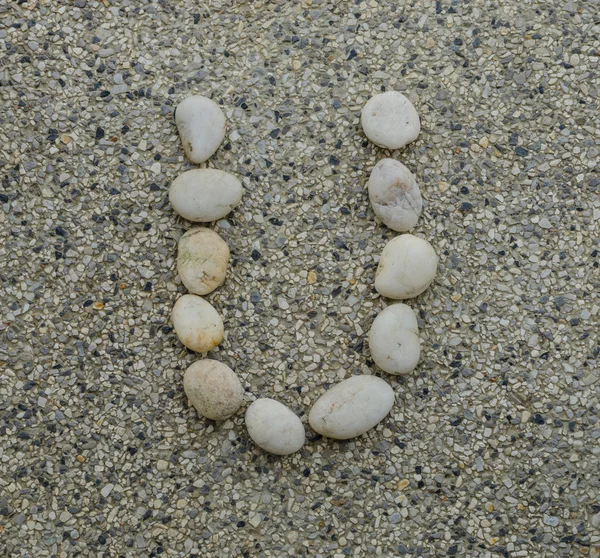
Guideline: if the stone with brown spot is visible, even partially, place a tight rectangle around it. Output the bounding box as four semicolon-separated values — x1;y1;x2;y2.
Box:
171;294;223;353
177;228;229;295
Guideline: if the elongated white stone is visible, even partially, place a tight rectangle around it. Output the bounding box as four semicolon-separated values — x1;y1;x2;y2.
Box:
309;376;394;440
368;158;422;232
369;303;420;375
175;95;226;163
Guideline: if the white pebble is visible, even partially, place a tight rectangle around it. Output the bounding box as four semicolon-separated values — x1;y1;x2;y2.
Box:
171;294;223;353
169;169;243;223
175;95;226;163
245;398;305;455
177;228;229;295
375;234;438;299
361;91;420;149
369;303;420;375
183;360;243;421
368;158;422;231
309;376;395;440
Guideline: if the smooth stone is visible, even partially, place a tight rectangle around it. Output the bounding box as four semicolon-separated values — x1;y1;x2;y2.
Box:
183;360;243;421
375;234;438;299
177;228;229;295
175;95;226;163
309;375;395;440
361;91;420;149
171;294;223;352
368;158;422;232
369;303;420;375
169;169;243;223
245;398;305;456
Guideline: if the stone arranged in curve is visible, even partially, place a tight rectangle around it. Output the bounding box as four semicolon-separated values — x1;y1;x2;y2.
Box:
309;375;395;440
368;158;422;232
172;294;224;353
361;91;420;150
183;360;244;421
175;95;226;164
368;303;421;375
375;233;438;300
245;398;306;456
177;228;229;295
169;168;243;223
167;91;436;454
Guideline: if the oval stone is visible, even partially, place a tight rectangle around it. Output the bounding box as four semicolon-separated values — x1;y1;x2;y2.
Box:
177;228;229;295
369;303;420;375
245;398;305;456
169;169;243;223
309;376;395;440
183;360;243;421
375;234;438;299
171;294;223;352
175;95;226;163
361;91;420;149
368;158;422;232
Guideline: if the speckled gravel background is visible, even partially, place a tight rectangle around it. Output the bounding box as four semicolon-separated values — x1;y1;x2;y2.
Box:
1;1;599;556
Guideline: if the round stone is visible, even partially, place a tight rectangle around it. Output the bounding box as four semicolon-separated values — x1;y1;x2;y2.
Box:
375;234;438;299
183;360;244;421
175;95;226;163
308;376;395;440
245;398;305;456
169;169;243;223
368;158;422;232
177;228;229;295
361;91;420;149
368;303;421;375
171;294;224;353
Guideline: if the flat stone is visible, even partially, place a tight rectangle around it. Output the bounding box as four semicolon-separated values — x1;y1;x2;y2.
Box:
539;217;552;229
100;484;114;498
248;513;262;528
